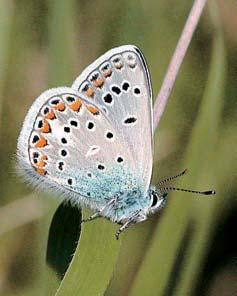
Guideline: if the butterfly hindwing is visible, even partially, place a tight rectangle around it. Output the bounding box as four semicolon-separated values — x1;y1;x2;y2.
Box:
72;45;153;190
17;87;142;210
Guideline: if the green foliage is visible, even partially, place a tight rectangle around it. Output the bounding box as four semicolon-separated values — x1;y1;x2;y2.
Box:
46;202;82;279
56;212;120;296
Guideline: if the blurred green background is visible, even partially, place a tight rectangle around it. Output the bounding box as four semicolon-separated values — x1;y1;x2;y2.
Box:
0;0;236;295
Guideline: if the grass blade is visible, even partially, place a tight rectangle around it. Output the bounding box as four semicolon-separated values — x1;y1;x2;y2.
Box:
56;216;120;296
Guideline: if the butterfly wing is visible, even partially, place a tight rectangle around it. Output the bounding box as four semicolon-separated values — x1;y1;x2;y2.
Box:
72;45;153;190
17;87;145;211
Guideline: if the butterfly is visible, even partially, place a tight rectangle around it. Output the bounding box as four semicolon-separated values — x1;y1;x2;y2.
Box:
17;45;215;239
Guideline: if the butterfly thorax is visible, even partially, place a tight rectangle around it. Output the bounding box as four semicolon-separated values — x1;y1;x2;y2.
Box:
102;189;149;224
99;185;167;224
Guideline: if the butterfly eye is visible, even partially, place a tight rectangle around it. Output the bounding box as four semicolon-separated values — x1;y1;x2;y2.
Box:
151;192;158;207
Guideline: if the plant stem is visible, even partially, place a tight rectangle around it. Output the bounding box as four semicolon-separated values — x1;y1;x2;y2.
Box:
153;0;208;129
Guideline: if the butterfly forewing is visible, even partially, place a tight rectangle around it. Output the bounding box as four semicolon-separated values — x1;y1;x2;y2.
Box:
72;45;153;190
17;87;142;210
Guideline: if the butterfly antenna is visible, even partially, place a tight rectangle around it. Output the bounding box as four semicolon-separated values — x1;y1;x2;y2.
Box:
158;169;188;185
162;187;216;196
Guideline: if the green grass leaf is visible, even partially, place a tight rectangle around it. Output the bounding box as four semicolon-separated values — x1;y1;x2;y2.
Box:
56;213;121;296
46;202;82;279
0;1;14;138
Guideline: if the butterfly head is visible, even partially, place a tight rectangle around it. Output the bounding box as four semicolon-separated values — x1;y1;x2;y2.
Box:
146;186;167;216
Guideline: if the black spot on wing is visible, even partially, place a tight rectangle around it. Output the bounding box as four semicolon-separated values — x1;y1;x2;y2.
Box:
122;82;130;91
134;87;141;95
124;117;137;124
103;93;113;104
64;126;70;133
111;86;121;95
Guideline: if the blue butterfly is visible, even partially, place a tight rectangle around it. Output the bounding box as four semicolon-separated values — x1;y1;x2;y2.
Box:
17;45;215;239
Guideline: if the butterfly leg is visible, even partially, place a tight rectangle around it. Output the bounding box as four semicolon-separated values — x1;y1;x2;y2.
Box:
82;212;101;223
82;197;119;223
115;221;132;240
115;210;141;240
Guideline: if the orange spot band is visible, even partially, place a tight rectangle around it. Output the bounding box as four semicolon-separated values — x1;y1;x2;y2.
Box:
35;136;47;148
104;69;112;77
70;99;82;112
86;104;99;115
40;120;51;133
36;160;46;168
86;88;94;97
93;78;104;87
54;102;65;111
36;168;46;175
40;155;48;161
45;110;56;120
